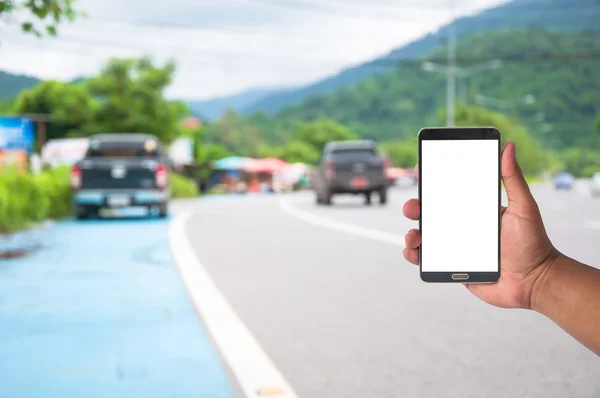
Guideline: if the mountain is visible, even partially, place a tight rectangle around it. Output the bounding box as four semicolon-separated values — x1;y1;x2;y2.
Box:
244;0;600;115
249;28;600;150
0;71;41;100
187;86;295;121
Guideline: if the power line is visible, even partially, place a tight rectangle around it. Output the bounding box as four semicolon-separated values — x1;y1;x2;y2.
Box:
4;40;343;71
112;4;600;27
4;17;599;67
2;1;593;56
7;34;600;71
367;52;600;68
3;33;347;64
248;0;599;13
241;0;600;20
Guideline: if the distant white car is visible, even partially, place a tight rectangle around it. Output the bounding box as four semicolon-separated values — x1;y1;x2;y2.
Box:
591;172;600;197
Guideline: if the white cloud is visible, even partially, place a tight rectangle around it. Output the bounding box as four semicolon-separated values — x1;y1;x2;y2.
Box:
0;0;508;100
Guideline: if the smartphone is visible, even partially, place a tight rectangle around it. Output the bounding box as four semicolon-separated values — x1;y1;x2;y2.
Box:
418;127;501;283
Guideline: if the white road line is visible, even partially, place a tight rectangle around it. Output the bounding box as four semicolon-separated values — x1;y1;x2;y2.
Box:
278;198;405;247
169;211;299;398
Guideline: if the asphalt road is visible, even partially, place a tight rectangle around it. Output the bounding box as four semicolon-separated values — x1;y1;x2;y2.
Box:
186;183;600;398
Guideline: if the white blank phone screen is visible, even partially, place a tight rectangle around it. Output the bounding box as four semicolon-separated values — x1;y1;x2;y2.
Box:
421;139;499;272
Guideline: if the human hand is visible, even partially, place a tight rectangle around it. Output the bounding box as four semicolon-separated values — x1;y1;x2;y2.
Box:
403;142;559;309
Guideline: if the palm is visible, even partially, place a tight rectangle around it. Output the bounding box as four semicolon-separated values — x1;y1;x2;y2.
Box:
466;203;555;309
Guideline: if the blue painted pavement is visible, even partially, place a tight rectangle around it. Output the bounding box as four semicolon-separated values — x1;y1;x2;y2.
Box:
0;213;236;398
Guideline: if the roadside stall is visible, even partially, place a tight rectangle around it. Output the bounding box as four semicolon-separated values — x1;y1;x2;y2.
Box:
273;162;308;192
212;156;255;193
245;158;289;193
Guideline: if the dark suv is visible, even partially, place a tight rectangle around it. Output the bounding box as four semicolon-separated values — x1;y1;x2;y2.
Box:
71;133;171;219
314;140;389;206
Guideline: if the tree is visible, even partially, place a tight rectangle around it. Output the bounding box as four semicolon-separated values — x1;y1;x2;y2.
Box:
13;80;96;142
559;147;600;178
203;108;269;157
195;143;232;179
380;139;418;168
454;104;548;175
597;114;600;147
206;108;242;152
256;143;283;159
0;0;79;37
281;140;319;165
196;144;231;165
293;118;357;154
85;56;188;144
0;97;14;114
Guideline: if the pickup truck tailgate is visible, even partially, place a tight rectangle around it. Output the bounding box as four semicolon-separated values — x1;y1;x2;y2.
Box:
79;158;159;189
332;149;384;175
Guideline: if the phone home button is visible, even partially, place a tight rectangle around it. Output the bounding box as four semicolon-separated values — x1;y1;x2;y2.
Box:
452;273;470;281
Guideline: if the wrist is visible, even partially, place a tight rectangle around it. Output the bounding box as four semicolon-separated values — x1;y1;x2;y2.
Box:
529;249;563;314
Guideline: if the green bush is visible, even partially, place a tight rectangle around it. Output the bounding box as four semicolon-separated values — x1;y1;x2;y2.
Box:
0;167;71;233
207;185;226;195
0;168;198;233
34;166;73;220
0;173;31;233
170;173;199;198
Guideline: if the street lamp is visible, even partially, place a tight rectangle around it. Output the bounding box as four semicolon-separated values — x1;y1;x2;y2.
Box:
421;59;503;126
421;61;442;72
457;59;503;78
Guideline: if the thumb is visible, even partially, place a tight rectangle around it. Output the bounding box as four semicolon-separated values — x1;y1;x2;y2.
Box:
502;142;536;211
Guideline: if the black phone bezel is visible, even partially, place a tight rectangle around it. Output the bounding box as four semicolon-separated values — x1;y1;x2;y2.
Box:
418;127;501;284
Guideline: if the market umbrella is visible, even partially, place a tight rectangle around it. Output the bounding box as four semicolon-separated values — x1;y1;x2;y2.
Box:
247;157;288;173
212;156;252;170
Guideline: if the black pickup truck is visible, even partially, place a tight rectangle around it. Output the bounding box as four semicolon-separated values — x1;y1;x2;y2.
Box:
71;133;171;219
314;140;389;206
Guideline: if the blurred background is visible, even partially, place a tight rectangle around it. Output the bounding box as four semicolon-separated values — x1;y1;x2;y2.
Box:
0;0;599;397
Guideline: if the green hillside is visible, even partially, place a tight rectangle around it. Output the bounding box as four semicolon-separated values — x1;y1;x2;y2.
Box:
0;71;41;99
244;0;600;116
247;28;600;150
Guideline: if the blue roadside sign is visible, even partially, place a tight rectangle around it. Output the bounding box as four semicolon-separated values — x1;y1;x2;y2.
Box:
0;117;35;153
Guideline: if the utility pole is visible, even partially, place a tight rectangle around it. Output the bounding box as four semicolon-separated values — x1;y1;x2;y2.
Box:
422;0;502;126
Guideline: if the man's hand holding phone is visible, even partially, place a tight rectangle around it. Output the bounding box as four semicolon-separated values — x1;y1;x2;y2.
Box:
404;142;559;310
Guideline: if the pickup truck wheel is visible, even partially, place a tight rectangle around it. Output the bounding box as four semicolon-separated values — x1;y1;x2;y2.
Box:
158;204;168;218
379;189;388;205
75;206;95;220
364;191;372;206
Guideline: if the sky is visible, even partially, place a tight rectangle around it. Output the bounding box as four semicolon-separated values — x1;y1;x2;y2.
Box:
0;0;508;100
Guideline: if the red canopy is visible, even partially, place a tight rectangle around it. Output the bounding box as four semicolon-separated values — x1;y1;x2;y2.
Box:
246;158;289;174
